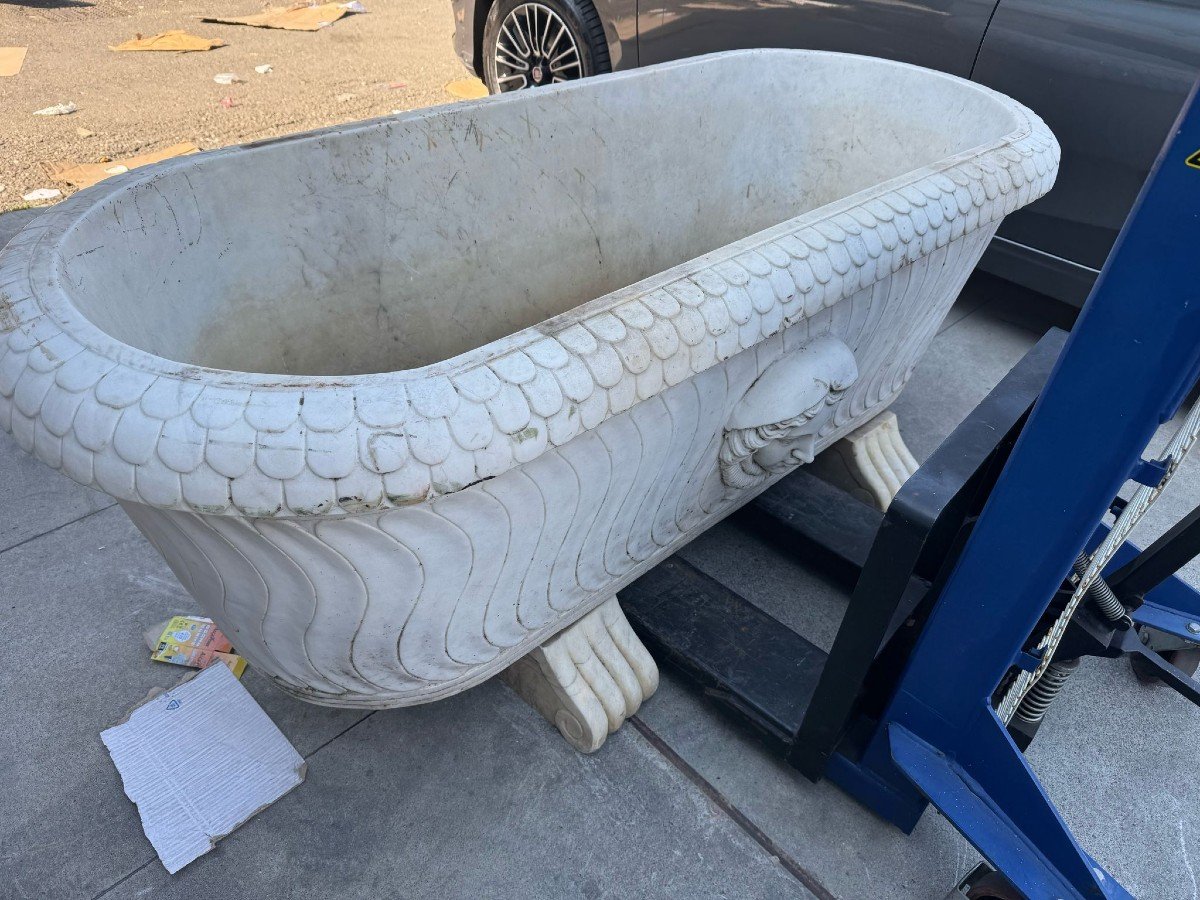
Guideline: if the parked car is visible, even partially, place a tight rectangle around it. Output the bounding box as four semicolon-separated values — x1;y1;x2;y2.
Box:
450;0;1200;305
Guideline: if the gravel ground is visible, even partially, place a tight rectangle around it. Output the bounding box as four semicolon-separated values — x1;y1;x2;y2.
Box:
0;0;471;211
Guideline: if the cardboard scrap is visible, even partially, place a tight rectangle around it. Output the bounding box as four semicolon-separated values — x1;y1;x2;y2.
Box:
45;142;199;189
110;30;226;52
201;1;364;32
102;664;305;873
146;614;247;677
0;47;27;77
445;77;488;100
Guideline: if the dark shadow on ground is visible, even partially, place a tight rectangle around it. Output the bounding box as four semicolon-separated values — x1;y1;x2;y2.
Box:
3;0;95;8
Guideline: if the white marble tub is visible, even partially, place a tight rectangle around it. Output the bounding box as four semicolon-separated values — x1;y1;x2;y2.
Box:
0;50;1056;750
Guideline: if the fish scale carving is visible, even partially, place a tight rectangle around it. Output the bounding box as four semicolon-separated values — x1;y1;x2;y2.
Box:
118;242;993;707
0;113;1056;519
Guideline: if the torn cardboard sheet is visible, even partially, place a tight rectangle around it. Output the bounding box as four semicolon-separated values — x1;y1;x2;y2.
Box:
102;664;305;874
45;142;199;189
110;30;226;52
0;47;27;77
201;1;364;31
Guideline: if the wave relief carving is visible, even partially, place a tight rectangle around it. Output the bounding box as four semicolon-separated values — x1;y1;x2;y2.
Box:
119;228;985;708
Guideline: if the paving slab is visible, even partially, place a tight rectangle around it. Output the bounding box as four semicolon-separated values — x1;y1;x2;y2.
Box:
0;208;41;247
99;682;813;900
0;210;116;553
0;427;114;553
0;506;367;900
889;290;1051;464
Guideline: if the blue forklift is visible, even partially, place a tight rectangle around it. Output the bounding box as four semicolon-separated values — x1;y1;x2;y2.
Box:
619;83;1200;898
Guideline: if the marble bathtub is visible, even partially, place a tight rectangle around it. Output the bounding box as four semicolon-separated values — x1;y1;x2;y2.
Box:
0;50;1057;751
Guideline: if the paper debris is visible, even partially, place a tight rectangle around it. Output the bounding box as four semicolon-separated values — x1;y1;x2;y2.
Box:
76;126;95;137
45;142;199;189
0;47;27;77
336;92;355;103
110;30;226;52
219;96;236;108
102;664;305;874
254;63;273;74
444;77;488;100
213;72;242;85
201;1;364;31
33;102;77;116
145;614;247;677
23;188;62;202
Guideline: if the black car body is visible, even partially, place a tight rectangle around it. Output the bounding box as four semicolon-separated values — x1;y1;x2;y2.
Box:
452;0;1200;305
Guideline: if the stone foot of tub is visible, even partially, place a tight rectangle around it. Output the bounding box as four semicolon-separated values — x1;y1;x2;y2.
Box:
809;410;919;510
500;596;659;754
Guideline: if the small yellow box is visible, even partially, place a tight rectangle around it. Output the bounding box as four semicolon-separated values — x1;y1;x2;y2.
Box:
150;615;247;677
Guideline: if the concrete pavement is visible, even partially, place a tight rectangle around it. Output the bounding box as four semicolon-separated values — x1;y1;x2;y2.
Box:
2;208;1197;899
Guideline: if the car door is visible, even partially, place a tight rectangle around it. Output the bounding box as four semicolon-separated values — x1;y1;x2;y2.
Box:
636;0;999;77
971;0;1200;293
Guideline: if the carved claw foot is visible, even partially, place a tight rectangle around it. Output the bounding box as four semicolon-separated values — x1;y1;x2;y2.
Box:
809;410;919;510
500;596;659;753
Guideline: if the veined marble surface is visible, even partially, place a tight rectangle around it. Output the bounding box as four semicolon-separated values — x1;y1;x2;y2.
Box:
0;50;1058;708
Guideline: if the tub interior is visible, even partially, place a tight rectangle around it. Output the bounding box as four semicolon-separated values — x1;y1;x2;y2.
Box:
54;51;1019;376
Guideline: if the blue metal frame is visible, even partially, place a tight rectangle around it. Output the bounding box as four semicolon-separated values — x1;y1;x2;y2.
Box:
826;82;1200;898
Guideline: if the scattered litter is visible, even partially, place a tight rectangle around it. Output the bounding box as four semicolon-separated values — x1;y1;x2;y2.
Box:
45;142;199;189
378;80;406;90
218;96;236;108
254;63;273;74
22;188;62;203
201;1;365;32
33;102;77;116
0;47;27;77
144;614;247;677
213;72;242;85
76;126;95;137
110;30;226;52
444;77;488;101
102;664;305;874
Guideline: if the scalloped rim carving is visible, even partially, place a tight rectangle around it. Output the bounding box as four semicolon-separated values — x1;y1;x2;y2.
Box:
0;52;1059;519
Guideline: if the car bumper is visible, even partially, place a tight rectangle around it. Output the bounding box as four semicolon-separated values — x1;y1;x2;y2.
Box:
451;0;478;74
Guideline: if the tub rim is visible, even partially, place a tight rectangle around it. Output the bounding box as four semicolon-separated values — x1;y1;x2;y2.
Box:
0;49;1059;518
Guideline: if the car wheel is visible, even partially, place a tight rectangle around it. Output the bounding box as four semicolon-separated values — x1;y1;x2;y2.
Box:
481;0;611;94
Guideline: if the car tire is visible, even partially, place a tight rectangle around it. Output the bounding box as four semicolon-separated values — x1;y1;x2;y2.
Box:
481;0;611;94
